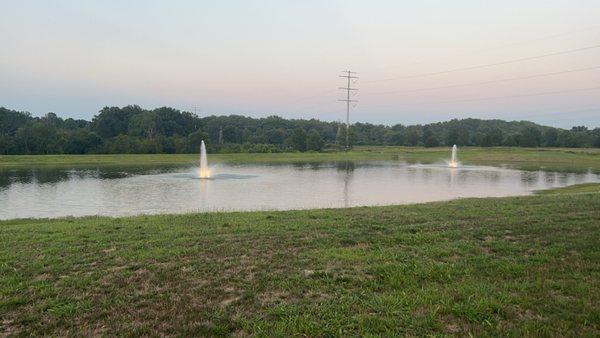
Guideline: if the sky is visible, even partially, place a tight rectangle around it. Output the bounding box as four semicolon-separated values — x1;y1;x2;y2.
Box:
1;0;599;128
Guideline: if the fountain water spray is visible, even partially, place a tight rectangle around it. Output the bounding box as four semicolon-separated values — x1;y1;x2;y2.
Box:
448;144;459;168
199;140;211;178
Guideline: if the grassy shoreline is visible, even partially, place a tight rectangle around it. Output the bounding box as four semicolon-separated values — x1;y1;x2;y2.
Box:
1;184;599;335
2;146;600;172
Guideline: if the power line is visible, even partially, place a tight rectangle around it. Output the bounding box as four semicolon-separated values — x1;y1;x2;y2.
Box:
450;107;600;120
366;65;600;95
364;43;600;83
291;89;339;102
291;99;339;114
468;25;600;54
367;85;600;111
433;85;600;105
368;25;600;74
518;107;600;119
339;70;358;149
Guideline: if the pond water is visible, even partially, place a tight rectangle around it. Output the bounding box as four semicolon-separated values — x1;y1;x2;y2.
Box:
1;161;598;220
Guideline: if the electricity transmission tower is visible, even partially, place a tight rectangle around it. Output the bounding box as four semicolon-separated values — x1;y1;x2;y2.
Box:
339;70;358;150
191;106;201;116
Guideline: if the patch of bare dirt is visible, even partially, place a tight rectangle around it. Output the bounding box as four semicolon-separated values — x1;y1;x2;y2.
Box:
220;295;241;307
258;290;289;305
0;318;20;336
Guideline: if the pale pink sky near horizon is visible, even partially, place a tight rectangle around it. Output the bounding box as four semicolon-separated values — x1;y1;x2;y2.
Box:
1;1;599;128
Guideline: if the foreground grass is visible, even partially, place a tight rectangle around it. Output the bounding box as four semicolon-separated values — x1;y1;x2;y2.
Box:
1;184;599;335
2;146;600;172
536;182;600;195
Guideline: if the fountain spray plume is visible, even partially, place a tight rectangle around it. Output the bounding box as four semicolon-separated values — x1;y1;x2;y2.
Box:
199;140;211;178
448;145;459;168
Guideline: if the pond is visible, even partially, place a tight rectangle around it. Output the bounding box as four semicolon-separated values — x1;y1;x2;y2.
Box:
1;161;599;220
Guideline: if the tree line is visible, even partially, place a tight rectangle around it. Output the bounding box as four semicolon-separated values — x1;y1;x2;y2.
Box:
1;105;599;155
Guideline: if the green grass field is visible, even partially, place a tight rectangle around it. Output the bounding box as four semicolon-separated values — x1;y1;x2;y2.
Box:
2;146;600;172
1;184;599;335
1;147;599;335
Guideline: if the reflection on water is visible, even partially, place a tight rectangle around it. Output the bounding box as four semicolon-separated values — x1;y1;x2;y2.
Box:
1;161;599;220
520;171;540;187
337;161;355;208
0;165;184;189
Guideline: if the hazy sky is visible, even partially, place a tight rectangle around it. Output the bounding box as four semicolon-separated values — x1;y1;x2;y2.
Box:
1;0;599;128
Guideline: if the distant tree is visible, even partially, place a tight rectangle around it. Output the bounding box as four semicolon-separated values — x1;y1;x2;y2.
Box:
138;138;162;154
64;130;102;154
473;132;487;146
63;117;89;130
0;107;32;135
0;105;596;154
404;127;421;146
502;134;518;147
288;128;307;152
92;106;143;138
481;134;493;147
572;126;593;147
421;126;434;145
333;125;356;148
0;134;14;154
266;128;286;145
446;123;469;146
106;135;138;153
128;112;159;138
424;135;440;147
487;127;504;146
557;130;575;147
14;122;58;154
222;125;242;143
188;130;210;152
542;129;559;147
569;129;592;147
167;136;188;153
335;124;345;146
385;124;405;145
590;128;600;148
42;112;62;128
153;106;192;136
518;127;542;147
306;130;324;151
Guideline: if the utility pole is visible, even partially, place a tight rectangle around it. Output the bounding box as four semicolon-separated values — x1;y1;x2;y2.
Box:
339;70;358;150
191;106;201;116
191;106;201;131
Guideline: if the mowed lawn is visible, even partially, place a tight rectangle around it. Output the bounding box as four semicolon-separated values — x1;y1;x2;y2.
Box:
1;184;599;335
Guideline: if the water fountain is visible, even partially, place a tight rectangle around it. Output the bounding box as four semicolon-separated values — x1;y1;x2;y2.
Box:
199;140;211;178
448;144;459;168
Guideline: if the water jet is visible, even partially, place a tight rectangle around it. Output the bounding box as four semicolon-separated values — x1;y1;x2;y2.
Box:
448;145;459;168
199;140;211;178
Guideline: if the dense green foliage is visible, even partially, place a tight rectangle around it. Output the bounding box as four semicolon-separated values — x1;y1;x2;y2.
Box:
1;184;599;335
1;105;599;155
